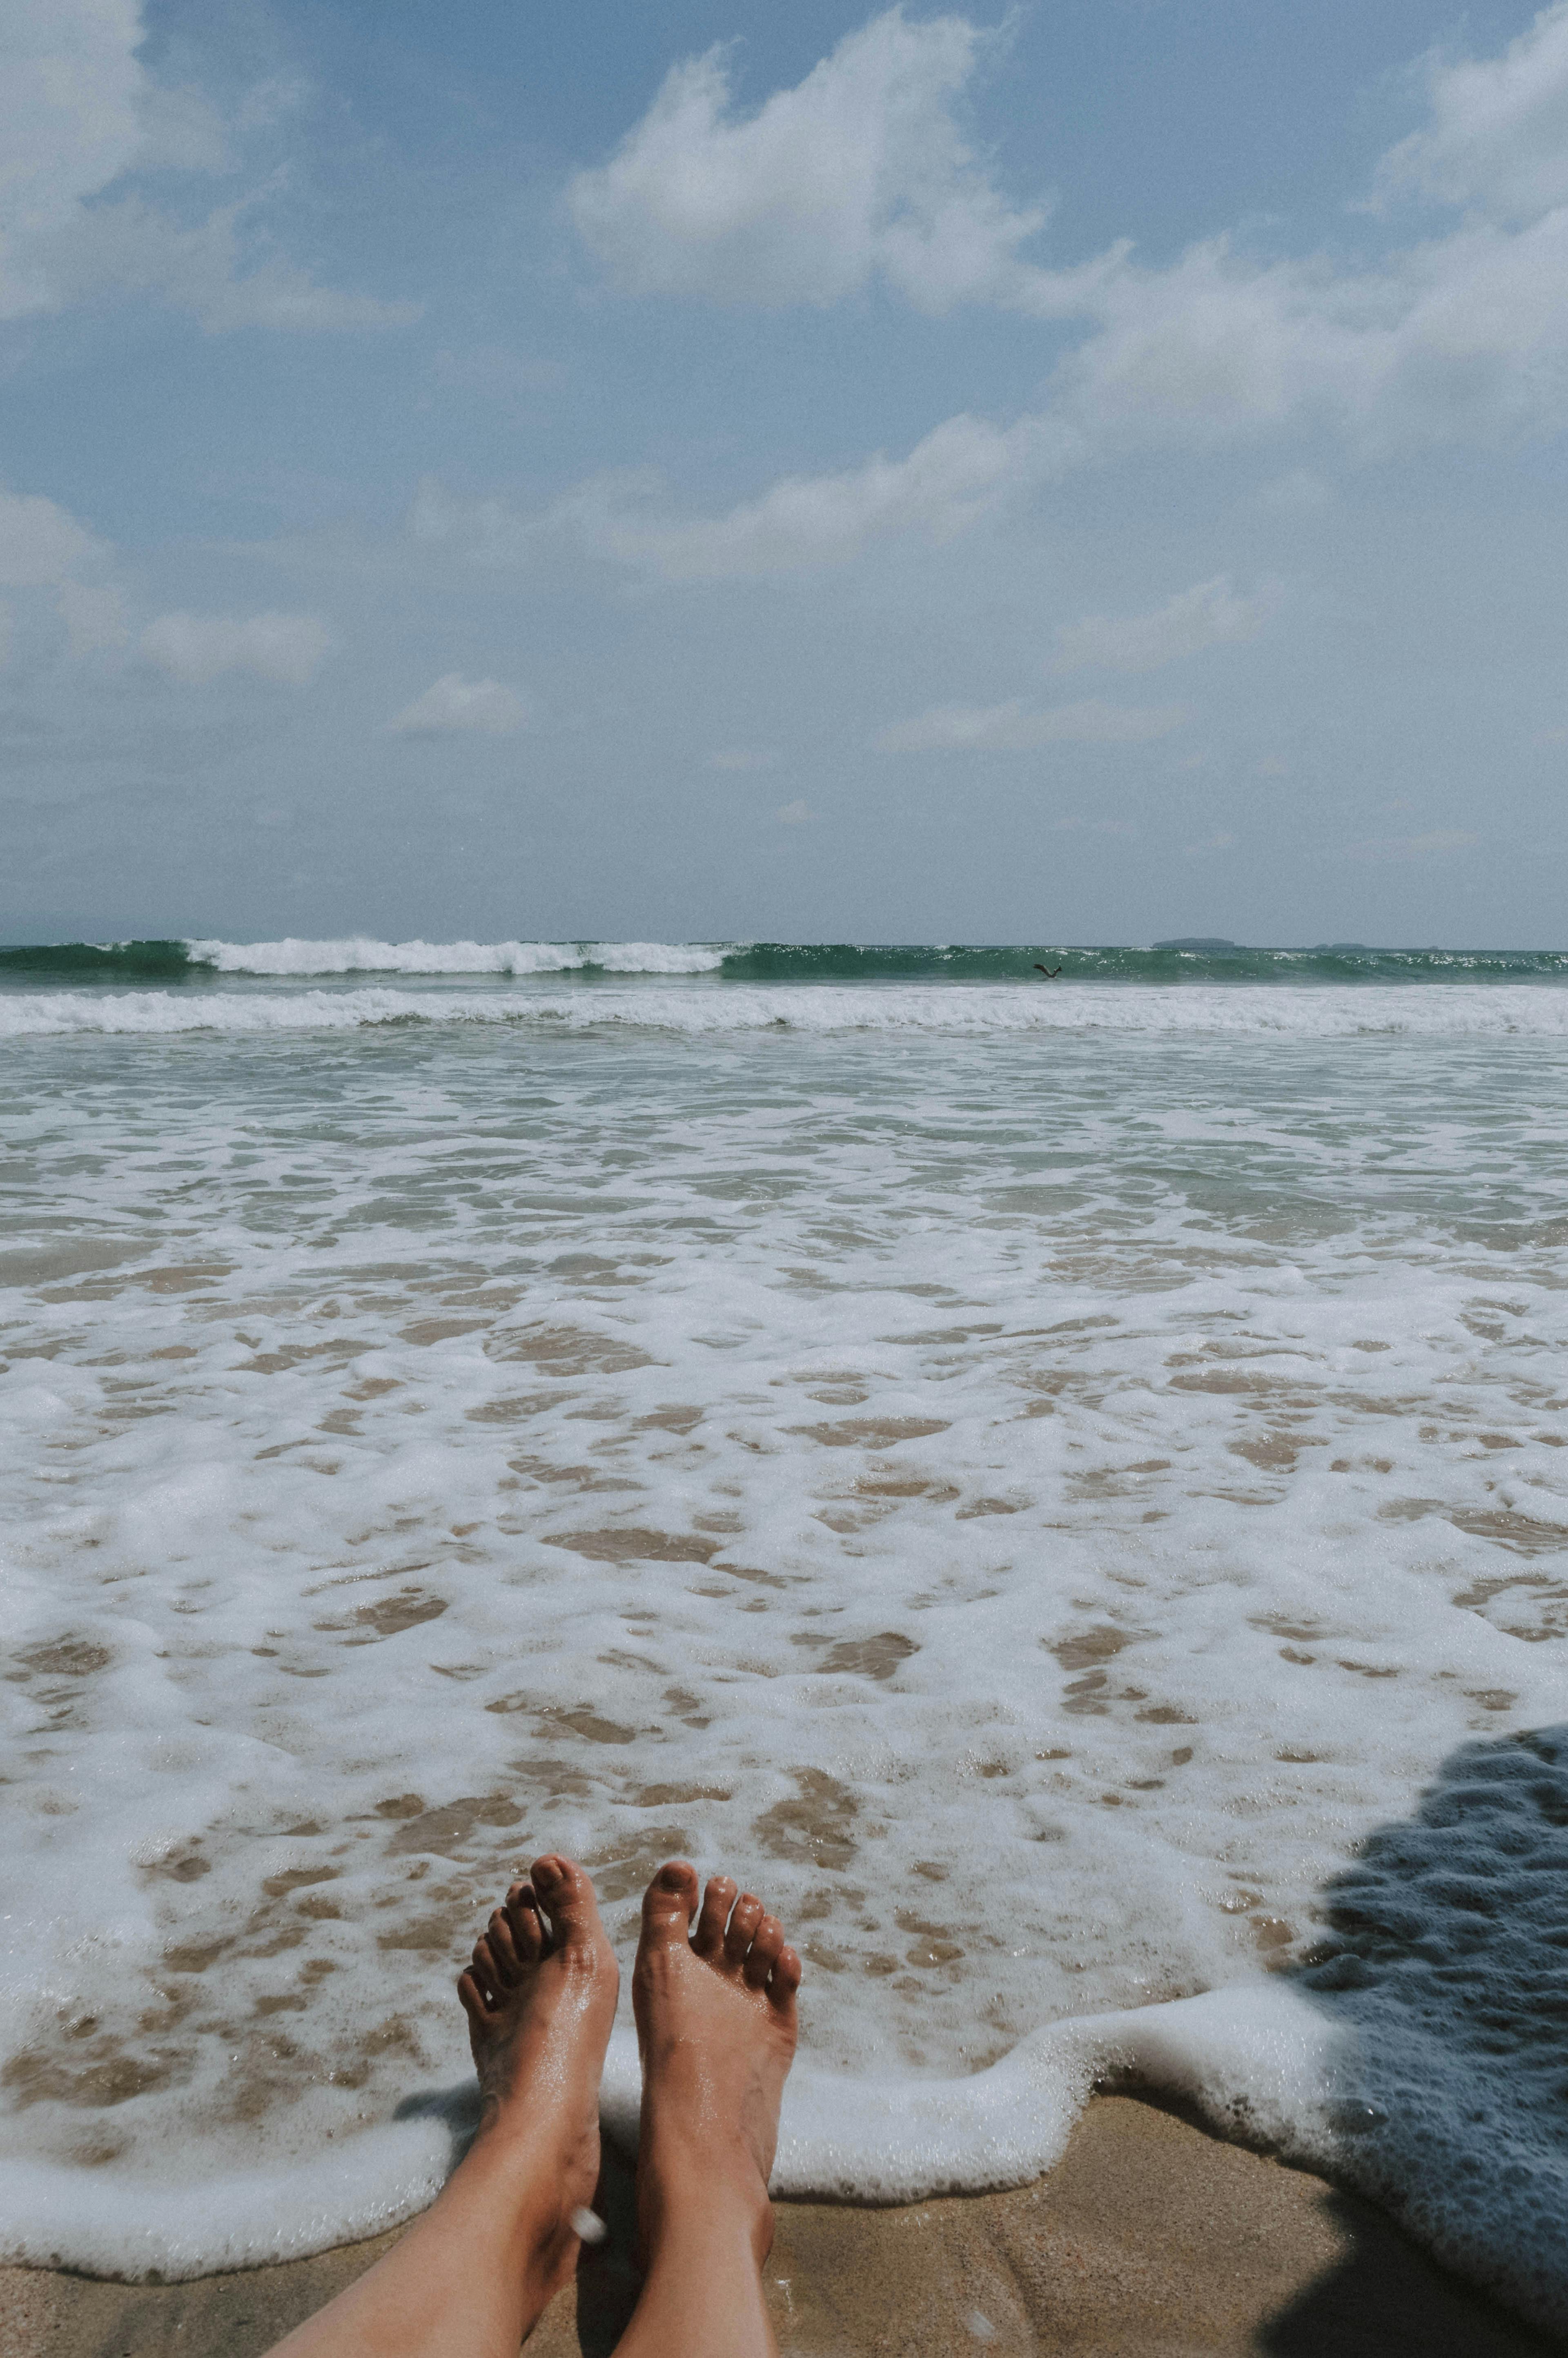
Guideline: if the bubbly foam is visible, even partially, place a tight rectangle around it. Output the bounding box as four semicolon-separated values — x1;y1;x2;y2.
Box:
183;937;728;976
4;979;1568;1037
0;1995;1334;2278
3;1005;1567;2322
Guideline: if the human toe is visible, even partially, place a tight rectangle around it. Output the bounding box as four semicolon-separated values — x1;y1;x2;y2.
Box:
723;1892;764;1969
768;1944;802;2011
472;1933;506;2003
693;1873;737;1958
639;1859;700;1948
458;1966;496;2027
486;1910;522;1984
530;1854;606;1952
742;1911;784;1988
504;1881;545;1964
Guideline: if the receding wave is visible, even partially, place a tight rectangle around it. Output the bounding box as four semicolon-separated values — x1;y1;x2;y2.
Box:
12;1971;1568;2338
0;1995;1330;2279
6;982;1568;1040
4;937;1568;985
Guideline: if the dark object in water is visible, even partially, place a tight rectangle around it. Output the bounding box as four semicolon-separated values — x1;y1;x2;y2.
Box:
1033;964;1062;978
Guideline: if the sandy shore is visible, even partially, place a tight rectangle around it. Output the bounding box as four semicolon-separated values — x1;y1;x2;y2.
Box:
3;2092;1551;2357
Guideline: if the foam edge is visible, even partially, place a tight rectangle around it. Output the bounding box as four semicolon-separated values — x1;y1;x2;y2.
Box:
0;1989;1336;2282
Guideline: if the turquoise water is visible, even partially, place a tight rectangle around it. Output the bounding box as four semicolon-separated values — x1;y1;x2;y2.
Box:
2;935;1567;987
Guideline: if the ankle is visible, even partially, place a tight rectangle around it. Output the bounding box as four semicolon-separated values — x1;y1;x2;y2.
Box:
639;2139;774;2269
463;2112;592;2248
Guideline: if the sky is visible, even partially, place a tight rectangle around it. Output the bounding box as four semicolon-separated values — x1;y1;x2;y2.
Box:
3;0;1568;947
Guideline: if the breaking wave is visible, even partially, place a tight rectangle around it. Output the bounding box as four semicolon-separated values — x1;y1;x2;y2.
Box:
3;936;1568;985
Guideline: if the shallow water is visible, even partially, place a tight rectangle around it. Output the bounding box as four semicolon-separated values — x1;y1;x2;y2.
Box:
3;948;1567;2309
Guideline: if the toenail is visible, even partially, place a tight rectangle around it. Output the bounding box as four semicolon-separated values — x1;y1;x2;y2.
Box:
658;1864;688;1889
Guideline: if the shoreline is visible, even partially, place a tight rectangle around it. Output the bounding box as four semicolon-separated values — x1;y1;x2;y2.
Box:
2;2092;1548;2357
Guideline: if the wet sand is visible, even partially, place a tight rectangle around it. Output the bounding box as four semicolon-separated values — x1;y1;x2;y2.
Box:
2;2092;1550;2357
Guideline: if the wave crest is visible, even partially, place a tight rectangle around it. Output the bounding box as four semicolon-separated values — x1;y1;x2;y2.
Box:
5;938;1568;984
185;937;729;976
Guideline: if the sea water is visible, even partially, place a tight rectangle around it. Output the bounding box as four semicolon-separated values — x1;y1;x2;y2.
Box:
3;941;1568;2321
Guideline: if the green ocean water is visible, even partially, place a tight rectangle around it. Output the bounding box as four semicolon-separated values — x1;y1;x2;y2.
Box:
2;935;1566;986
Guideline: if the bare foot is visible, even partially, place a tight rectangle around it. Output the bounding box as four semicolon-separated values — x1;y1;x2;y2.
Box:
456;1854;619;2283
265;1857;620;2358
632;1861;801;2266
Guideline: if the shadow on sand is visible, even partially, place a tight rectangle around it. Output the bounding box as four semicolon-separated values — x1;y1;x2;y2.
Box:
1251;1720;1568;2349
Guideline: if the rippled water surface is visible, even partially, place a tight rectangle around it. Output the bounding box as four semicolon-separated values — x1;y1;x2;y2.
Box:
4;972;1568;2279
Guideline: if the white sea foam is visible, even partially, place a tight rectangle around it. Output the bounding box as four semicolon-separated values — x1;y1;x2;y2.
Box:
5;979;1568;1037
3;1016;1567;2320
0;1995;1331;2278
183;937;729;975
12;1966;1568;2323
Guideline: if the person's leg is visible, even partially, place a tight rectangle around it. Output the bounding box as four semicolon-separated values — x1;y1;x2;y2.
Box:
265;1855;618;2358
615;1861;801;2358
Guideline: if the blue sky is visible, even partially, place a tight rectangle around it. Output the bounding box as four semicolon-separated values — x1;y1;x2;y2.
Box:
3;0;1566;945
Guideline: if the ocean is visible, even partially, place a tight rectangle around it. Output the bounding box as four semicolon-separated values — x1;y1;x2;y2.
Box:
4;939;1568;2321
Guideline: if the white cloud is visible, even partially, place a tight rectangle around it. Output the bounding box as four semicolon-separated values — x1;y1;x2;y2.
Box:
414;8;1568;594
0;0;415;330
388;673;529;736
0;0;145;317
0;482;127;654
588;158;1568;575
997;13;1568;462
596;6;1568;545
775;798;813;823
569;8;1105;316
40;193;420;332
1051;576;1281;673
1045;212;1568;456
141;611;332;685
877;697;1187;752
406;411;1057;583
1379;4;1568;220
568;411;1057;579
428;171;1568;583
0;485;107;586
406;474;537;564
